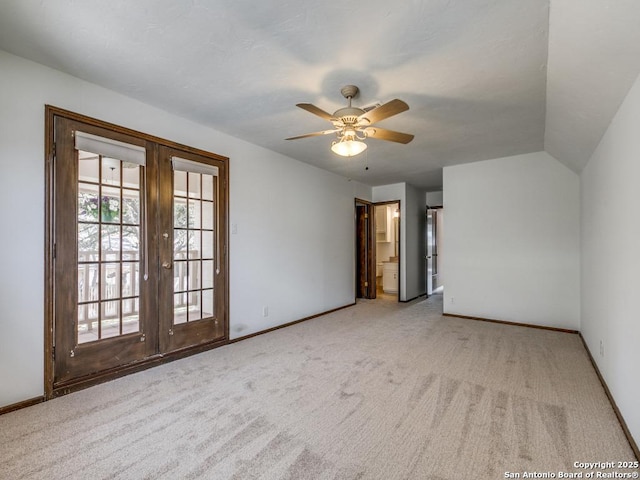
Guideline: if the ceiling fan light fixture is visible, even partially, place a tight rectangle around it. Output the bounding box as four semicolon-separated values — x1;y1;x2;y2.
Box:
331;137;367;157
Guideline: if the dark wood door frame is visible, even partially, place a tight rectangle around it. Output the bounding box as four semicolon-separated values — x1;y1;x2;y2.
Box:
373;200;401;301
354;199;376;300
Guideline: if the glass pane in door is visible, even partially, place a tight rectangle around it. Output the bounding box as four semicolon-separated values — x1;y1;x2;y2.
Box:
77;150;141;343
173;170;215;325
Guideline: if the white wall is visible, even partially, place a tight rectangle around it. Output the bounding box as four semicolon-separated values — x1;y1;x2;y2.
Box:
426;191;443;208
581;71;640;444
0;50;371;408
442;151;580;329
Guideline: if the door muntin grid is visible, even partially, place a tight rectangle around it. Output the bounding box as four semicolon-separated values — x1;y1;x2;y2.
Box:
77;150;142;343
173;170;216;325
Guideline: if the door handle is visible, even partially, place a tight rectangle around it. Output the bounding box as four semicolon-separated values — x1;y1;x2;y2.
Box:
162;261;172;269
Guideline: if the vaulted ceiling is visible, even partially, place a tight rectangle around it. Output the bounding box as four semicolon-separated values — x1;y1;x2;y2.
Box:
1;0;639;190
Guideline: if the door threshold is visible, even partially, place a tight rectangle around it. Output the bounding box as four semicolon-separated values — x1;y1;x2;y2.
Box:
50;337;228;399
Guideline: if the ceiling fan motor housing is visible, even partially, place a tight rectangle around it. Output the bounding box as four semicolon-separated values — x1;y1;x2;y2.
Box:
333;107;366;126
334;85;366;125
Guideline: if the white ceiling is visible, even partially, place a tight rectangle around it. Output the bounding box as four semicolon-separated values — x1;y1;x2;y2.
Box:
545;0;640;173
0;1;639;190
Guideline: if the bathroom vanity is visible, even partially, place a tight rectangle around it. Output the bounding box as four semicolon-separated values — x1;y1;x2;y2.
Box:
382;261;398;294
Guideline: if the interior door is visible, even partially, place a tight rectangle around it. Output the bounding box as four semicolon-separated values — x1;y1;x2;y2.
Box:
355;201;376;299
431;209;439;290
53;117;157;384
356;205;368;298
157;146;227;352
426;209;434;295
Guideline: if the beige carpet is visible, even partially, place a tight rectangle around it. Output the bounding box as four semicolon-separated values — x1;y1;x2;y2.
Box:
0;294;636;479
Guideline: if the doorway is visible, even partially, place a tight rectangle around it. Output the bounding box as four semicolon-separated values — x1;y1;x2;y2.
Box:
374;202;400;300
426;207;442;295
46;107;228;395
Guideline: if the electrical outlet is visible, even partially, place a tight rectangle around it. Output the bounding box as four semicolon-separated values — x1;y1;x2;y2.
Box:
450;296;454;304
600;340;604;357
263;306;268;317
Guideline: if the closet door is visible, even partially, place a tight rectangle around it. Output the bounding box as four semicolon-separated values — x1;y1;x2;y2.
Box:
53;117;157;384
157;146;227;352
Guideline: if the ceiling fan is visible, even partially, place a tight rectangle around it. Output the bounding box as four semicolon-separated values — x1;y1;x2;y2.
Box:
286;85;414;157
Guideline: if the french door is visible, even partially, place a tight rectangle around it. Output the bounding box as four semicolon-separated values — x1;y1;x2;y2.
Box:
157;146;226;352
50;111;227;389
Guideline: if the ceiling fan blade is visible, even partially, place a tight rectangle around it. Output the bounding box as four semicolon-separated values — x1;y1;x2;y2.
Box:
286;129;339;141
362;127;414;144
357;99;409;125
296;103;336;122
